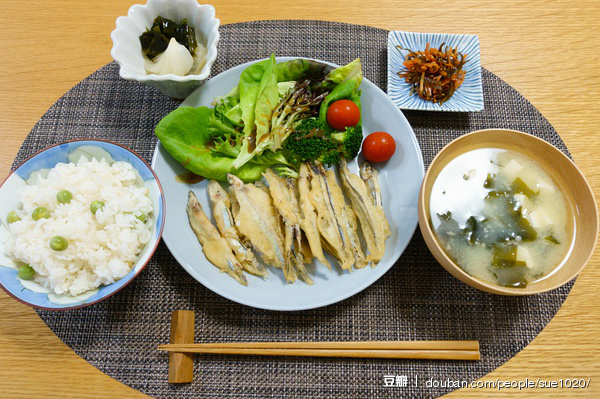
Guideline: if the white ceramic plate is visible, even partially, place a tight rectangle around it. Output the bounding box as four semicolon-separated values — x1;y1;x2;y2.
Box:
152;57;424;310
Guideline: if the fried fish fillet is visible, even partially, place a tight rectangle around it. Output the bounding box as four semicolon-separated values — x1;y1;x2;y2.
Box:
207;180;268;277
186;191;247;285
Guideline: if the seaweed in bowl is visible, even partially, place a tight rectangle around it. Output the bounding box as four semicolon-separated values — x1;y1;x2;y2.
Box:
430;148;572;289
140;16;207;76
418;129;598;295
110;0;220;98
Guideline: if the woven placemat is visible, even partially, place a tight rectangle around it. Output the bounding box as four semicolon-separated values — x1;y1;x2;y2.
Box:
14;20;572;398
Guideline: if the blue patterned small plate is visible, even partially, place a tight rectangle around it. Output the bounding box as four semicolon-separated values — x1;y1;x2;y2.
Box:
387;31;484;112
0;140;165;310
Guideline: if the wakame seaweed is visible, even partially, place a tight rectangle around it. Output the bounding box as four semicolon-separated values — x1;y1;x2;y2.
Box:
140;16;198;60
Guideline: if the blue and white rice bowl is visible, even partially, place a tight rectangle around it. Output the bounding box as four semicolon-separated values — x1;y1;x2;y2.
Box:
0;139;165;310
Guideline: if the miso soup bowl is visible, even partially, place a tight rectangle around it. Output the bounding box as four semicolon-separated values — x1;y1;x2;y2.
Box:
418;129;598;295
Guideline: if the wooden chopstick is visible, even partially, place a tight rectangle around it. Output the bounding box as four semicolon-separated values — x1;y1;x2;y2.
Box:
158;341;480;361
160;340;479;351
159;347;479;360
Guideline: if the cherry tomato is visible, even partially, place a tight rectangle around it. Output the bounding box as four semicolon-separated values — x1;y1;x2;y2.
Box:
326;100;360;131
362;132;396;163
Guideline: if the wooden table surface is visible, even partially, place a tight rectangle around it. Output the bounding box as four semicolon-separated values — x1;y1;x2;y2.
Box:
1;0;598;397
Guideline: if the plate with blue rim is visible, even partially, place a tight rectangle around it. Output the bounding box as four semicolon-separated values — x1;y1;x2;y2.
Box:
0;139;165;310
387;30;484;112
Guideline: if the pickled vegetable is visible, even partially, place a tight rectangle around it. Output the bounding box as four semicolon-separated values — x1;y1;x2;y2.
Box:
396;42;467;105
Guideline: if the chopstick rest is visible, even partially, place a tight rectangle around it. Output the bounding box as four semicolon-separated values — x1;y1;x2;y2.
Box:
167;310;195;383
161;310;480;383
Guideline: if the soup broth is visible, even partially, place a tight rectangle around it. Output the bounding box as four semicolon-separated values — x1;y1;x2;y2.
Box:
430;148;573;288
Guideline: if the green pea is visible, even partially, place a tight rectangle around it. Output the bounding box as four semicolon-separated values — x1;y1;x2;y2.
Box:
56;190;73;204
90;201;105;215
135;213;147;223
32;207;50;221
17;264;35;280
7;211;21;224
49;236;68;251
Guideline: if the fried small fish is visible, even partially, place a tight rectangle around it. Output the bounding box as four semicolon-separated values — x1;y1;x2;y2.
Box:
298;163;331;270
338;158;388;266
263;169;313;285
360;161;391;239
227;174;286;270
207;180;268;277
186;191;247;285
309;162;363;270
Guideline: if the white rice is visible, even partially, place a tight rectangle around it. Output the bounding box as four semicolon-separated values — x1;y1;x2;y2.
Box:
4;156;153;296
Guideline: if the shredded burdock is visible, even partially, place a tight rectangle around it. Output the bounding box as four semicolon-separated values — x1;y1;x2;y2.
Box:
396;43;467;105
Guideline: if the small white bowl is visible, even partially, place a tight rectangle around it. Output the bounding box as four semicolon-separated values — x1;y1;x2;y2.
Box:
111;0;220;99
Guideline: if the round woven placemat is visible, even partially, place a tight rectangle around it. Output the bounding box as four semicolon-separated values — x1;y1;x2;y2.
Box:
15;20;573;398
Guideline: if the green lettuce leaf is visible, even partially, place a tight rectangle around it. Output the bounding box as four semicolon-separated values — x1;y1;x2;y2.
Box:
254;54;279;145
213;84;240;104
277;81;295;97
214;95;243;127
155;106;268;182
155;56;363;183
275;58;329;82
233;54;279;168
238;58;270;136
350;89;362;124
212;133;243;158
320;58;363;91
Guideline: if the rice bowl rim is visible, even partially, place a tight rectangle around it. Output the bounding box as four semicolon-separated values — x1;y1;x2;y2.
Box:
0;138;166;311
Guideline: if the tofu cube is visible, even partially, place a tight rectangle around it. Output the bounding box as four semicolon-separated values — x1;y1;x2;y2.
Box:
503;159;523;182
526;209;554;228
516;245;535;269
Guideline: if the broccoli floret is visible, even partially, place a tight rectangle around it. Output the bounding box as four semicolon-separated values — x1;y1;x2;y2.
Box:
285;136;336;162
318;125;362;166
295;117;325;134
283;118;335;162
319;150;341;167
330;125;363;159
283;118;363;168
